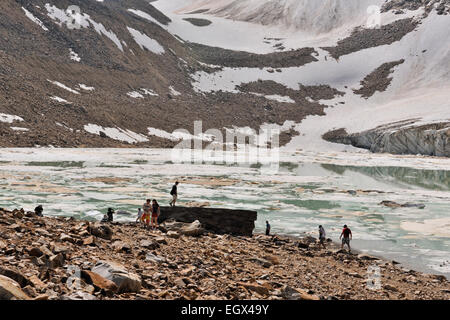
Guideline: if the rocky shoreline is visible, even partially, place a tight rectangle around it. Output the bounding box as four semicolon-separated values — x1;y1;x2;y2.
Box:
0;207;449;300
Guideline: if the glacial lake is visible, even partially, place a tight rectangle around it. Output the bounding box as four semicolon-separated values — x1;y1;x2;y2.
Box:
0;148;449;279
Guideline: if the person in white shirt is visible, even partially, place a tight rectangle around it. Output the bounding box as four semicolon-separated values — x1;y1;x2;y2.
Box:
319;225;326;249
136;208;143;224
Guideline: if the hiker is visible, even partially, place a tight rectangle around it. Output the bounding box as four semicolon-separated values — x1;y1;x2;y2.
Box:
266;221;271;236
34;205;43;217
151;199;160;230
340;224;352;251
169;181;179;207
136;208;143;224
319;225;326;249
107;208;114;222
143;199;152;229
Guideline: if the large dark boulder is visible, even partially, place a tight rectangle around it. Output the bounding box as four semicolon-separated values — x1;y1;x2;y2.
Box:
158;206;257;237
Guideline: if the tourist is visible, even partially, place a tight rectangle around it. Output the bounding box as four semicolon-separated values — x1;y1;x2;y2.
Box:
319;225;326;249
265;221;271;236
169;181;179;207
34;205;43;217
340;224;352;252
107;208;114;222
151;199;160;230
143;199;152;229
136;208;143;224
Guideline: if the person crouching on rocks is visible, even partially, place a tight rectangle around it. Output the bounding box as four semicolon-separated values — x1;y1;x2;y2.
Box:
34;205;44;217
151;199;160;231
340;224;352;252
319;225;326;249
107;208;114;222
143;199;152;230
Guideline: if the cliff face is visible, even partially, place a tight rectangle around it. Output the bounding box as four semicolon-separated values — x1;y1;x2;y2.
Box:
158;206;257;237
324;122;450;157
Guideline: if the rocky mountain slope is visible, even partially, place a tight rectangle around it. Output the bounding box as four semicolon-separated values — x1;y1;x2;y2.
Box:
0;0;448;156
1;207;449;300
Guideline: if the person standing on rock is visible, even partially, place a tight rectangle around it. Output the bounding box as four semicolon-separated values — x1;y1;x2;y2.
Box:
266;221;271;236
143;199;152;229
340;225;352;252
319;225;326;249
169;181;179;207
151;199;160;230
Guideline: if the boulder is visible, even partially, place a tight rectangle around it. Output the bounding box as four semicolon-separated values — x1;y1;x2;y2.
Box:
248;257;272;268
139;240;160;250
28;275;46;290
158;206;257;236
28;247;43;257
83;236;96;246
358;253;379;261
145;253;166;264
62;292;97;300
59;233;74;243
238;282;269;296
0;267;32;288
0;275;30;300
48;253;65;269
384;284;399;292
180;220;204;237
281;285;320;300
39;245;53;257
112;241;132;253
81;270;118;294
155;237;167;245
91;261;141;293
87;223;113;240
379;201;425;209
166;231;180;239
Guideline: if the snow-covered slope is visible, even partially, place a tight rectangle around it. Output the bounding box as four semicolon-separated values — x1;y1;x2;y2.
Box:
173;0;382;32
153;0;450;156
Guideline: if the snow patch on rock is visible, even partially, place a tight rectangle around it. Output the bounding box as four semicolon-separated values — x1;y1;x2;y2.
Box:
127;27;165;54
84;124;149;144
0;114;24;124
22;7;48;31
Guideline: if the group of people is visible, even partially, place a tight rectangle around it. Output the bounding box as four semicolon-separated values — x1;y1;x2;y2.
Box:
266;221;353;252
134;181;179;230
318;224;353;251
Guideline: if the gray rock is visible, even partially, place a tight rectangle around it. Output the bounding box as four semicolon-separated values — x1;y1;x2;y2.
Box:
145;254;166;264
180;220;204;237
61;292;97;300
91;261;141;293
166;231;180;239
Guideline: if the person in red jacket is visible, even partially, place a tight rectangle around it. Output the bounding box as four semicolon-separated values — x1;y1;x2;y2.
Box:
340;225;352;252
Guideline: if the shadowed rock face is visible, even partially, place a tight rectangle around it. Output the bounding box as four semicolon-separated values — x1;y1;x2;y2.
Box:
158;206;257;236
323;122;450;156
